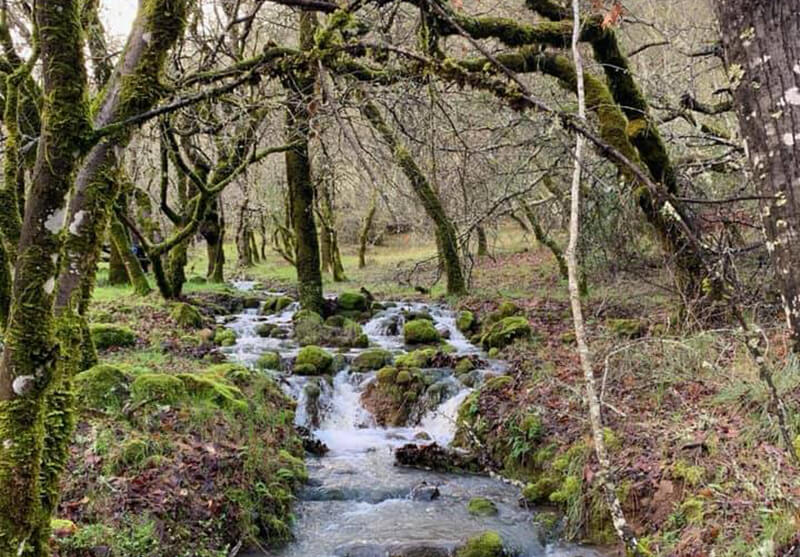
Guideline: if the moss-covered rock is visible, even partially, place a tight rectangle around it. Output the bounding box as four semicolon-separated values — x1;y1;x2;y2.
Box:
352;349;393;372
294;346;333;375
131;373;186;405
395;370;412;384
177;373;247;411
456;531;504;557
376;366;398;383
606;318;646;338
295;310;367;348
214;328;237;347
90;324;136;350
260;295;294;315
467;497;498;516
74;364;129;409
404;320;441;345
170;303;204;329
395;348;438;368
456;310;476;333
480;316;531;350
337;291;368;312
205;363;255;387
255;323;276;338
455;357;475;375
483;375;512;391
256;351;282;370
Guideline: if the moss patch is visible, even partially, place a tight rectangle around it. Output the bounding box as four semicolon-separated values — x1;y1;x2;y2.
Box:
90;323;136;350
74;364;130;410
352;348;393;371
294;346;333;375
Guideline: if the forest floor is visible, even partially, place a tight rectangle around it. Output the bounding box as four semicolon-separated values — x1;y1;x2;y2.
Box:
57;226;800;557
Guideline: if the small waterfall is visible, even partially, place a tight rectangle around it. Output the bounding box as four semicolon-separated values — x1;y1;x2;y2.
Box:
222;288;604;557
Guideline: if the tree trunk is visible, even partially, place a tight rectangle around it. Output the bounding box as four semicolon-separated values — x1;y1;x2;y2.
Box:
714;0;800;348
202;199;225;283
360;97;467;296
107;232;130;285
236;200;253;267
476;226;489;257
0;1;90;553
565;3;642;553
109;215;151;296
284;11;324;313
359;193;377;269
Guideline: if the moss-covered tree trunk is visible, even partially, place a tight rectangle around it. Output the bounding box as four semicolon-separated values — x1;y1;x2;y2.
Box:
201;198;225;283
107;232;130;285
284;12;324;313
476;226;489;257
109;214;151;296
358;192;377;269
360;98;466;296
0;1;90;553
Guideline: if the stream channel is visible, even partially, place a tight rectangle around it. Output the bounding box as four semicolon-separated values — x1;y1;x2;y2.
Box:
221;283;603;557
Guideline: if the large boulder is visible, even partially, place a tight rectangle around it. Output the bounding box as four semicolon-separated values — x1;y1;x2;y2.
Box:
403;320;440;345
294;346;334;375
352;349;393;372
480;316;531;350
90;324;136;350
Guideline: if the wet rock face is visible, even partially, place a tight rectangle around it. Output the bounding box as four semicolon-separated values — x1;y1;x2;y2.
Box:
395;443;481;473
410;481;440;501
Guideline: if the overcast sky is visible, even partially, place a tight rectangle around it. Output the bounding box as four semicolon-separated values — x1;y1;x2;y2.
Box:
99;0;138;40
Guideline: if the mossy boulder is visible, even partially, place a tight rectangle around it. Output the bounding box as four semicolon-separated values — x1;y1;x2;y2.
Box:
337;291;368;312
395;370;412;384
74;364;129;409
256;351;282;370
456;531;504;557
90;324;136;350
404;320;441;345
395;348;438;368
131;373;186;405
467;497;498;516
294;346;333;375
255;323;276;338
455;358;475;375
205;363;255;387
606;318;646;338
170;303;204;329
480;316;531;350
456;310;476;333
261;296;294;315
214;328;237;347
376;366;398;383
352;349;393;372
177;373;247;411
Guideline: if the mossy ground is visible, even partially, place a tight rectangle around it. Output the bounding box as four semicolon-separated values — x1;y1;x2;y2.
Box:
55;282;303;557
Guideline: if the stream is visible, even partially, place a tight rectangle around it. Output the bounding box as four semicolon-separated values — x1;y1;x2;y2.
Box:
221;283;602;557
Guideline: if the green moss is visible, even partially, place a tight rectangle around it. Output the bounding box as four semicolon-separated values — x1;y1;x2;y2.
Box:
169;302;204;329
672;459;705;487
256;351;282;371
467;497;498;516
456;310;476;333
395;370;412;384
177;373;247;411
337;291;368;311
294;346;333;375
130;373;186;405
205;363;254;387
214;328;237;346
376;366;398;383
483;375;512;391
522;477;559;503
261;295;294;314
395;348;438;368
456;531;504;557
293;309;326;346
352;349;393;371
74;364;129;410
404;318;442;345
480;316;531;350
90;323;136;350
255;323;275;337
455;357;475;375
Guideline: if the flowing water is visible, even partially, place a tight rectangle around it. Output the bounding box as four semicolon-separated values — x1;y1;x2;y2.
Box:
222;285;603;557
